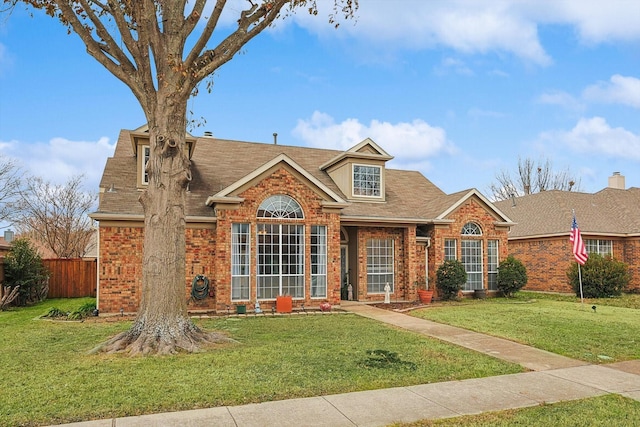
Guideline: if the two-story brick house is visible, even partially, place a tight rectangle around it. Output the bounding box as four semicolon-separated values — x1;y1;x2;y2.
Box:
91;126;514;314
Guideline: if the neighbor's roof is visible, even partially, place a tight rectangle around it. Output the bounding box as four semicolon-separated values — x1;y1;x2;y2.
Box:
493;188;640;239
95;129;508;224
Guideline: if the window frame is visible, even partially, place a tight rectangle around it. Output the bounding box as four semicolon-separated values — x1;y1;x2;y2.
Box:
366;238;394;293
461;239;483;291
585;239;613;257
256;223;305;300
352;163;382;198
231;223;251;301
487;240;499;291
310;225;327;299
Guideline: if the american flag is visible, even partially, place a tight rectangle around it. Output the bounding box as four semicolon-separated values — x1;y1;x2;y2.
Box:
570;214;588;265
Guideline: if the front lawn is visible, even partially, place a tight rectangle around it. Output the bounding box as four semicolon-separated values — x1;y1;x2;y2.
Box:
0;298;522;427
411;292;640;363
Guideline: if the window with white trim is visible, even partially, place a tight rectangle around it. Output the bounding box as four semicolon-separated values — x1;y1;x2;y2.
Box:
353;164;381;197
257;195;303;219
444;239;457;261
231;223;250;301
585;239;612;257
461;222;482;235
140;145;150;185
461;240;483;291
311;225;327;298
366;238;394;293
487;240;499;291
257;224;305;299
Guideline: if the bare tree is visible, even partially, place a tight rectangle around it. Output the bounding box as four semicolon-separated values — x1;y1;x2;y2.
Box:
489;157;581;201
5;0;358;355
14;175;97;258
0;155;23;226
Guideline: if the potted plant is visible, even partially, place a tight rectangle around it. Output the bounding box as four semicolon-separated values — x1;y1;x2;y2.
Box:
415;276;433;304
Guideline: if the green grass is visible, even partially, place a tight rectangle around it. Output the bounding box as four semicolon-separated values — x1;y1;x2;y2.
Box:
0;298;522;427
412;292;640;363
393;394;640;426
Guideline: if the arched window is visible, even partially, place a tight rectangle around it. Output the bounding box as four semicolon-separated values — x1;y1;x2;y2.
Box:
257;195;304;219
461;222;482;236
460;222;482;291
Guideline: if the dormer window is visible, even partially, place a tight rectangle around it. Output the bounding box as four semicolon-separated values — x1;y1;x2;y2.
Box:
353;164;381;197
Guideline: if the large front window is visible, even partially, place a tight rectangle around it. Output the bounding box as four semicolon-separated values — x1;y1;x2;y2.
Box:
353;164;381;197
257;223;305;299
231;223;250;301
366;238;394;293
311;226;327;298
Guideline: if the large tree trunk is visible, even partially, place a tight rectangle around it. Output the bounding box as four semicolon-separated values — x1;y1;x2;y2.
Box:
96;99;231;356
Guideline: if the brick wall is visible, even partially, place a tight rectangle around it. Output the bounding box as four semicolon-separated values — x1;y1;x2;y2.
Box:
508;237;573;293
98;226;143;314
511;236;640;294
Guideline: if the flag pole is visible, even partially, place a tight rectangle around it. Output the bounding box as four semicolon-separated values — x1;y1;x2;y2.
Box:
578;263;584;307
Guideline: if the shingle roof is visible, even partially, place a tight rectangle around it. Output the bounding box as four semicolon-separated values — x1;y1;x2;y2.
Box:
493;188;640;238
96;129;507;224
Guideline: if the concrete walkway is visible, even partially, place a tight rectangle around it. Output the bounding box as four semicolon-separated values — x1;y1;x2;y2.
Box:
52;304;640;427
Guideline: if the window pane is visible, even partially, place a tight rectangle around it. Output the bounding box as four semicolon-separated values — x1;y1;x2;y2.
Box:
257;223;305;299
257;195;304;219
366;238;394;293
311;226;327;298
231;223;250;301
353;165;381;197
444;239;457;261
461;240;483;290
487;240;498;291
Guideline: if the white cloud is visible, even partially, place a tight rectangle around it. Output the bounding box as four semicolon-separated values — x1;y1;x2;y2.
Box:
0;136;115;191
287;1;640;67
0;42;12;76
542;117;640;160
536;90;585;111
292;111;454;171
582;75;640;108
549;0;640;43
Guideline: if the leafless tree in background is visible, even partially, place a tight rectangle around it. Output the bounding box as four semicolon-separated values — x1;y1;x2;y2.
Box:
490;157;581;201
0;155;24;227
14;175;97;258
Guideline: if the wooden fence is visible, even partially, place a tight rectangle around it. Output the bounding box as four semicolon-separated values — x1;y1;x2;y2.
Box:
43;259;97;298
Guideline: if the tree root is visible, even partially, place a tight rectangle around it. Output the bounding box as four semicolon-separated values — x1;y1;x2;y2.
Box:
89;318;237;356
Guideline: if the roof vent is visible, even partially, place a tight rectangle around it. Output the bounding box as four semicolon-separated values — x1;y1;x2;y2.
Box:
608;172;625;190
204;131;213;137
273;132;278;145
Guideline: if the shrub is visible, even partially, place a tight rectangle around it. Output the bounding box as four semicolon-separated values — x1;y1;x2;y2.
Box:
3;238;49;306
436;259;467;300
567;253;629;298
497;255;528;297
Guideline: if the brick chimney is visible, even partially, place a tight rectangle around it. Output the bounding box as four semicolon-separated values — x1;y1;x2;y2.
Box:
608;172;625;189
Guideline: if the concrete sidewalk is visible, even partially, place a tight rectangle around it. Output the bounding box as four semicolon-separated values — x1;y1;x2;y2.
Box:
51;304;640;427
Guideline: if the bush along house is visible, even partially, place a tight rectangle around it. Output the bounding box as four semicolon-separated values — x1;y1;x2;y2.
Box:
91;125;514;314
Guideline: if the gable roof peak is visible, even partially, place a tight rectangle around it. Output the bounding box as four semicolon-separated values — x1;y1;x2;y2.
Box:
320;137;394;171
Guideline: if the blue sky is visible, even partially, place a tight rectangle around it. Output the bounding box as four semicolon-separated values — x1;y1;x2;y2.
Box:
1;0;639;199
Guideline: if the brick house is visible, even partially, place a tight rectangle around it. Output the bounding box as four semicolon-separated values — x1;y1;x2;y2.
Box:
494;173;640;294
91;126;513;314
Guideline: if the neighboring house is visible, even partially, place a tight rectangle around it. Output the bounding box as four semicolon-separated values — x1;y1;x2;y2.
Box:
494;173;640;294
91;126;514;314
